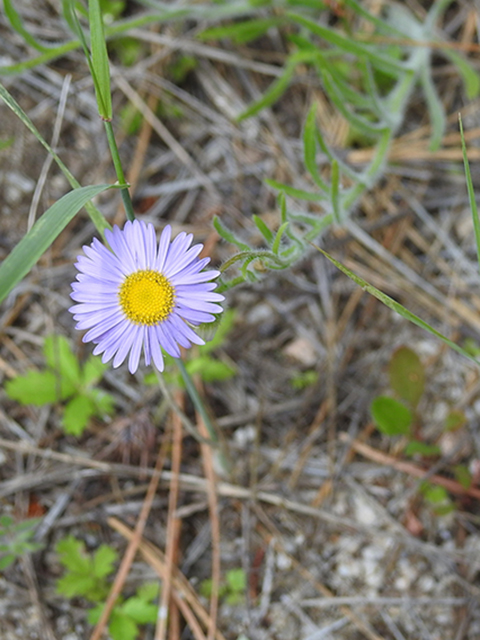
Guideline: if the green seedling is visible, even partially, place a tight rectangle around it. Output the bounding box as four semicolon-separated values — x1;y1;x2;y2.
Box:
0;515;43;570
56;535;158;640
371;345;474;516
200;567;246;605
290;369;318;390
5;335;114;436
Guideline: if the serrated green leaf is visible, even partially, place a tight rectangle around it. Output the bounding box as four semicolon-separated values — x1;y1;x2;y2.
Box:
5;370;61;405
109;610;138;640
82;354;108;386
89;388;115;417
89;0;112;119
371;396;412;436
57;573;97;598
62;394;96;436
44;335;81;387
388;346;425;408
56;536;91;573
0;183;114;304
121;597;158;624
93;544;117;579
136;582;159;602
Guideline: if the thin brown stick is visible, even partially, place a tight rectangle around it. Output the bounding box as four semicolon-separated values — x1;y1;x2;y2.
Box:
89;435;170;640
155;392;183;640
341;434;480;500
196;404;221;640
108;517;228;640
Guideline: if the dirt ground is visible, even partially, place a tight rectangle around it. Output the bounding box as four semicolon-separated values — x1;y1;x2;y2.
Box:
2;1;480;639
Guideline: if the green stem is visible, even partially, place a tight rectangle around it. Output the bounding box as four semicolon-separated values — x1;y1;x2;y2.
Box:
176;359;218;444
104;120;135;222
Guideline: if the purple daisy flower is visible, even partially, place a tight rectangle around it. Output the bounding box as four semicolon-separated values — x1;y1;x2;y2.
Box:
69;220;224;374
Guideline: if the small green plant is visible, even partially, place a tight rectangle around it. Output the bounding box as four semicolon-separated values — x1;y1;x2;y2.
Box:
56;535;159;640
0;515;43;569
145;309;236;388
200;567;247;605
290;369;318;390
370;345;472;514
5;335;114;436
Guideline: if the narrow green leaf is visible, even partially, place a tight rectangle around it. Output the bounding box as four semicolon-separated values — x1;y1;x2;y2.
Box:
213;217;251;251
388;346;425;408
0;183;114;304
3;0;52;52
443;48;480;100
198;18;283;44
303;105;329;192
272;221;290;255
252;215;274;244
312;244;480;367
238;60;296;121
265;178;326;201
459;115;480;277
420;65;445;151
330;159;341;224
287;12;406;76
89;0;113;120
0;81;110;236
371;396;412;436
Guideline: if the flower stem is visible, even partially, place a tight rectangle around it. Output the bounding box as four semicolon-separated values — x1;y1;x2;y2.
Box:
104;119;135;222
176;359;217;443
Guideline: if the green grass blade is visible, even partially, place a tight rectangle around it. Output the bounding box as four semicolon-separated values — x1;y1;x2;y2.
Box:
303;105;329;192
265;178;327;201
442;48;480;100
3;0;52;52
420;65;445;151
287;13;406;76
88;0;112;120
459;115;480;276
0;81;110;236
0;184;115;304
313;244;480;367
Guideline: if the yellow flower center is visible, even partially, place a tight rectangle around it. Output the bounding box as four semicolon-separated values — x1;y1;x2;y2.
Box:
118;270;175;325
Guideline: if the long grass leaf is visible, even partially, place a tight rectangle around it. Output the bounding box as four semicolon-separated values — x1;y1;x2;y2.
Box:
0;184;115;304
459;115;480;276
420;65;445;151
88;0;112;120
287;12;405;76
313;244;480;367
303;105;329;192
0;82;110;236
3;0;52;52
